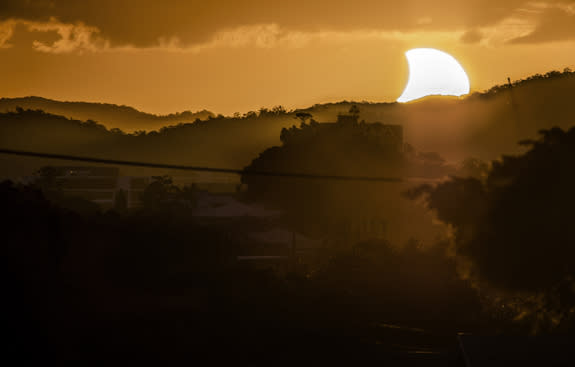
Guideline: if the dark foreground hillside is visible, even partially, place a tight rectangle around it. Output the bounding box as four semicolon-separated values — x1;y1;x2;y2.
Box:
0;180;488;364
4;126;575;364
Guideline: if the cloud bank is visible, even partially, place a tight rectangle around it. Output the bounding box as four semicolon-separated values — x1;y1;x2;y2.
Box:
0;0;573;54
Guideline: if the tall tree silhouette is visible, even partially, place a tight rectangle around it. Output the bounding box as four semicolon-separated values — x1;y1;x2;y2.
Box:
295;112;313;126
408;127;575;304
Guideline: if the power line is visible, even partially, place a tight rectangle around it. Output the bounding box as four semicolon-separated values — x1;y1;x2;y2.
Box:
0;148;403;183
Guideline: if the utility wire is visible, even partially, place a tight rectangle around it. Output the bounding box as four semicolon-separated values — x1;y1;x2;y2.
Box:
0;148;403;183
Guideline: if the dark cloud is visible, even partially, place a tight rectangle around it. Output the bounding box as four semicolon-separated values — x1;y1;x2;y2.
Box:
0;0;573;47
509;7;575;44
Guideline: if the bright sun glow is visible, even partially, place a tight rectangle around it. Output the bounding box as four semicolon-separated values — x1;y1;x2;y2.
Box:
397;48;470;103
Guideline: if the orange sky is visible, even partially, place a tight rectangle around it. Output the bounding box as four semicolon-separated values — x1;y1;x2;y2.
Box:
0;0;574;115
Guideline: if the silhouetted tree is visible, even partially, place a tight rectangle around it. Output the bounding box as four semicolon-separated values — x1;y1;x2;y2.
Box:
0;181;66;281
140;176;199;210
408;127;575;321
141;175;179;209
295;112;313;126
271;105;287;115
243;121;405;238
459;157;489;179
349;104;360;118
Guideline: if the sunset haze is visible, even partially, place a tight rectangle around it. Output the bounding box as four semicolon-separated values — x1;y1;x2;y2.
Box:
1;0;574;115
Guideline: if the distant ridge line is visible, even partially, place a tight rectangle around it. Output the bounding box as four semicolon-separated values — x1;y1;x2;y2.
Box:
0;96;214;119
0;148;403;183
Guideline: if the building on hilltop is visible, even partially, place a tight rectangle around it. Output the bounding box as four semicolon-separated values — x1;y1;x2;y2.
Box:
282;113;403;153
335;113;360;125
336;113;404;153
39;166;150;209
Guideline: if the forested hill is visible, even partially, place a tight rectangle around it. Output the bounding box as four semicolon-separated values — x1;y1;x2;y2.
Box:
302;68;575;161
0;97;214;132
0;108;292;177
0;69;574;177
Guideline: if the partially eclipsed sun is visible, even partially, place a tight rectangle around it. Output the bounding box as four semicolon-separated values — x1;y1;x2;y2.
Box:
397;48;470;103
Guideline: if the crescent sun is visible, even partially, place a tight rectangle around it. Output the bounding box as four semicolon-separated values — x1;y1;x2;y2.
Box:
397;48;470;103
